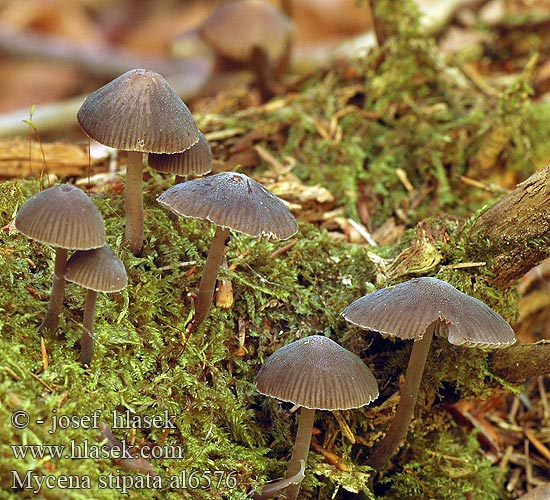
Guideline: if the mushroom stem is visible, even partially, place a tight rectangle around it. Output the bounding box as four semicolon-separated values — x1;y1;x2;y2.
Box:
39;248;68;333
252;407;313;500
188;225;230;333
252;460;305;500
80;289;98;366
124;151;144;255
367;322;436;473
282;407;315;500
280;0;293;17
251;46;276;101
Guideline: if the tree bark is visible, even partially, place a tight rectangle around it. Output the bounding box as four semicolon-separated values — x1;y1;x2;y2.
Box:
464;165;550;289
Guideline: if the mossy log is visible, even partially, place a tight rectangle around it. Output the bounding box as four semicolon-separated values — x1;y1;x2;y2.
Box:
464;165;550;289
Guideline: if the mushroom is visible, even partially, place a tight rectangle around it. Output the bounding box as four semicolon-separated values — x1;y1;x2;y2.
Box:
157;171;298;333
77;68;200;254
15;184;106;333
342;276;516;473
148;130;212;185
254;335;379;500
64;245;127;366
517;483;550;500
173;0;294;101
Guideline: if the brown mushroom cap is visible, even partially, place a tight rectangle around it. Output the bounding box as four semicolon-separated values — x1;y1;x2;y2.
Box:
199;0;294;63
64;245;127;293
342;277;516;348
256;335;379;410
77;69;199;153
15;184;106;250
157;172;298;240
148;131;212;176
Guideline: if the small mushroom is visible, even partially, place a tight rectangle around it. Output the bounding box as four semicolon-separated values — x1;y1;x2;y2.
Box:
15;184;106;333
517;483;550;500
342;276;516;473
173;0;294;101
77;68;200;254
148;130;212;184
254;335;379;500
157;172;298;333
64;245;127;366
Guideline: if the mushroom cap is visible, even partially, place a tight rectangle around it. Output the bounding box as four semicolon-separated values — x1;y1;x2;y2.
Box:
199;0;294;63
517;483;550;500
64;245;127;293
156;172;298;240
77;69;199;153
15;184;106;250
148;131;212;176
342;277;516;349
256;335;378;410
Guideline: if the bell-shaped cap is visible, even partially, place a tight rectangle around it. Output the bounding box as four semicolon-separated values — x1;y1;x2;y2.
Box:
256;335;379;411
64;245;127;293
157;172;298;240
15;184;106;250
199;0;294;63
342;277;516;348
148;131;212;176
77;69;199;153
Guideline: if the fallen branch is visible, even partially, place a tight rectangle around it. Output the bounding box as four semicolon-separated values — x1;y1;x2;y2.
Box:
0;24;193;77
490;341;550;383
0;60;212;138
0;26;214;138
464;165;550;289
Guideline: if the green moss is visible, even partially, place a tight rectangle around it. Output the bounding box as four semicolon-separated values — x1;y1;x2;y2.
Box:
2;168;518;498
0;173;380;499
2;1;544;496
381;415;504;500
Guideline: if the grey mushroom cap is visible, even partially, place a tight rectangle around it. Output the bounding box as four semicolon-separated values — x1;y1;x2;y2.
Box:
199;0;294;63
64;245;127;293
342;277;516;349
15;184;106;250
256;335;379;411
77;69;199;154
157;172;298;240
148;131;212;176
516;484;550;500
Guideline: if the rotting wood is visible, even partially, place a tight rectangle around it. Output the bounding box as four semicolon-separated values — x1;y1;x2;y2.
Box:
490;341;550;384
464;165;550;289
0;138;92;178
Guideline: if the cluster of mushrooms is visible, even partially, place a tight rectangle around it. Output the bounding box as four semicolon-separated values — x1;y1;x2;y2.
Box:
253;278;516;498
15;68;298;366
15;68;517;499
14;184;126;366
